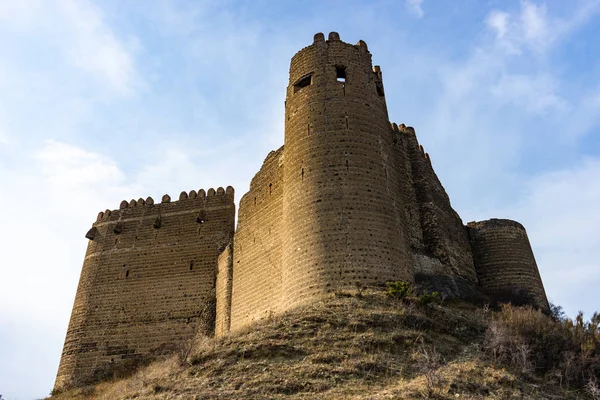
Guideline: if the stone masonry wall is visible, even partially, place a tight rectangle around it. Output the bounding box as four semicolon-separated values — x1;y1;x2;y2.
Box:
281;33;413;311
394;124;478;298
467;219;549;311
390;123;424;253
215;243;233;336
54;188;235;390
229;147;284;333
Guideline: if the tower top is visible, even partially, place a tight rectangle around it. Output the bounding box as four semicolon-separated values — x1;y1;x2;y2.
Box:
311;31;368;50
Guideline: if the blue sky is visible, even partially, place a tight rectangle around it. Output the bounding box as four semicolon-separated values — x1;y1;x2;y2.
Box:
0;0;599;398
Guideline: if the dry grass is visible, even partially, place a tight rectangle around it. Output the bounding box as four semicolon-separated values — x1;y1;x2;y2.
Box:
49;290;590;399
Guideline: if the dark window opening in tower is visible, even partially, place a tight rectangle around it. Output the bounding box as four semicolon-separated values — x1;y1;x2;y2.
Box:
125;270;129;278
376;82;385;97
336;66;346;82
293;74;312;93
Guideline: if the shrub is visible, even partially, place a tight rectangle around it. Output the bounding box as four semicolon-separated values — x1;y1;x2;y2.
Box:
417;292;441;306
386;282;442;310
484;304;600;389
386;281;413;299
549;301;566;322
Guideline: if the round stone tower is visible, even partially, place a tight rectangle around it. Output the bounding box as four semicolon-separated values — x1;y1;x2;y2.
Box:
467;219;549;312
281;32;413;309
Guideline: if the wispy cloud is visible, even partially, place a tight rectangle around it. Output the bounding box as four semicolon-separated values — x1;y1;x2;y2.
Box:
0;0;140;95
415;0;600;205
491;73;567;113
495;158;600;315
405;0;424;18
485;0;600;55
36;140;126;187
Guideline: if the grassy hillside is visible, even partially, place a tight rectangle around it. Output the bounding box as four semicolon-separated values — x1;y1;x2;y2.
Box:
49;289;599;399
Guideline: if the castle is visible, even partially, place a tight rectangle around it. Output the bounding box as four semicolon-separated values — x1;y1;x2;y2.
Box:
54;33;549;391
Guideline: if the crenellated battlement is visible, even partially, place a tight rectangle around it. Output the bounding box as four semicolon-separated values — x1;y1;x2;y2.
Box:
95;187;235;224
293;32;369;61
55;182;236;389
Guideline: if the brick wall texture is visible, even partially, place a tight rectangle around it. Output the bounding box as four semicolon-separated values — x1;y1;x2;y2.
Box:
280;33;414;312
215;243;233;336
467;219;550;312
55;33;551;390
229;147;284;331
54;189;235;390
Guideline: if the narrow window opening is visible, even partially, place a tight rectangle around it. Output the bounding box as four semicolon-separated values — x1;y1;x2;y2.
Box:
345;116;349;129
336;66;346;82
269;183;272;194
196;210;206;224
125;270;129;278
301;168;304;181
189;261;194;271
293;74;312;93
254;197;257;206
376;82;385;97
346;159;349;171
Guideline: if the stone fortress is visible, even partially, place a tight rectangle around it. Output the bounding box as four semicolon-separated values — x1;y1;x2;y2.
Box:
55;32;549;391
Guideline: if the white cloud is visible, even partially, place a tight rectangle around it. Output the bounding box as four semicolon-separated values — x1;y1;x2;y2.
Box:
0;141;139;324
498;158;600;316
491;73;566;113
57;0;139;95
417;1;600;206
0;0;140;95
486;10;510;39
405;0;424;18
520;1;549;45
485;0;600;55
36;140;126;187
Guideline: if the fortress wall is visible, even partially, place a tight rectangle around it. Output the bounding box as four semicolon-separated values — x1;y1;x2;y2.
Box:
467;219;549;311
229;147;284;333
215;243;233;336
54;189;235;390
281;34;413;310
390;123;424;253
399;125;478;297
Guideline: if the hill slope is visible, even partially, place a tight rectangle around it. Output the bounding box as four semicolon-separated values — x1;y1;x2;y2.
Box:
50;290;590;399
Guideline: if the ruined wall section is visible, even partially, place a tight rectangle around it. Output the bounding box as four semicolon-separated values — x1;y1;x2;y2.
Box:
395;124;478;298
467;219;549;311
229;147;284;333
215;243;233;336
55;188;235;390
281;33;413;311
390;123;424;253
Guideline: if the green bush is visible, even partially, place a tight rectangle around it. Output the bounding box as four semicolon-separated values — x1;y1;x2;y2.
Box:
417;291;441;306
386;282;441;308
386;281;413;299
